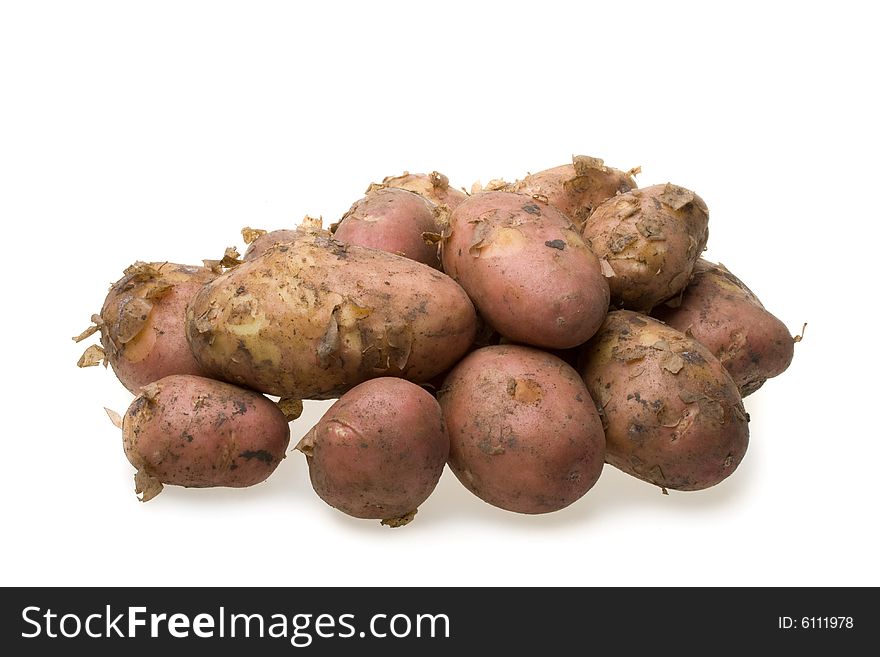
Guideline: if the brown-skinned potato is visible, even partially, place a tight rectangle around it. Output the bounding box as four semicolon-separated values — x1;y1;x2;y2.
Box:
376;170;468;209
442;191;609;349
653;259;796;396
508;155;639;228
120;374;291;501
583;183;709;312
332;187;442;269
296;377;448;527
186;229;477;399
439;345;605;514
241;217;328;261
75;262;217;393
242;228;299;261
578;311;749;491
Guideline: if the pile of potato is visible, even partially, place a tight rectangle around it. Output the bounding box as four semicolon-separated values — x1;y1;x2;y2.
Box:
75;156;799;526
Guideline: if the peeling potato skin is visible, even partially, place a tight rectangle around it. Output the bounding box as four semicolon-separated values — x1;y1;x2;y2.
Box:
578;311;749;491
122;374;290;488
379;171;468;210
186;234;478;399
653;259;795;396
439;345;605;514
100;263;216;393
442;191;610;349
298;378;448;522
333;188;442;269
509;156;637;229
243;229;300;261
583;184;709;312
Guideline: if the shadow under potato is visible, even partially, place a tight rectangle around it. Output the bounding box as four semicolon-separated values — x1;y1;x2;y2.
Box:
140;452;752;525
419;459;752;530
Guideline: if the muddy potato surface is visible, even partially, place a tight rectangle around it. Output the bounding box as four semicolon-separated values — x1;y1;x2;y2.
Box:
579;311;749;491
78;262;216;392
509;155;638;228
297;377;448;526
439;345;605;514
187;232;477;399
583;184;709;312
121;374;291;500
378;170;468;209
654;259;795;396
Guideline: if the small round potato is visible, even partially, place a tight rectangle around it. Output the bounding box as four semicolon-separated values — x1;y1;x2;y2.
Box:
579;311;749;491
77;262;216;392
296;378;448;526
439;345;606;514
583;183;709;312
442;191;610;349
243;229;300;261
121;374;291;501
378;170;468;209
332;187;442;268
509;155;638;228
653;259;796;396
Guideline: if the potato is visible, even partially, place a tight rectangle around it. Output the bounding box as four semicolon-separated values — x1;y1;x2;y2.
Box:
75;262;216;392
583;184;709;312
578;311;749;491
508;155;638;228
120;374;290;501
296;377;448;526
377;170;468;209
242;228;299;261
439;345;605;514
186;229;477;399
241;217;328;261
332;187;442;268
442;191;609;349
653;259;796;396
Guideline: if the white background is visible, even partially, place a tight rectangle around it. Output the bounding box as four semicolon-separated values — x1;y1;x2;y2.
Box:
2;1;877;587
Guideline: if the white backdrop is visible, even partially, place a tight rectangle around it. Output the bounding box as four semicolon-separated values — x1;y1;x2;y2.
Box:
2;0;877;586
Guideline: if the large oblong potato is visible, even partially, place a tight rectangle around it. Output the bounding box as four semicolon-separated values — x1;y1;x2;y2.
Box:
578;311;749;491
121;374;291;501
653;259;796;396
442;191;610;349
296;377;448;527
583;183;709;312
75;262;216;392
186;231;477;399
509;155;638;228
439;345;606;514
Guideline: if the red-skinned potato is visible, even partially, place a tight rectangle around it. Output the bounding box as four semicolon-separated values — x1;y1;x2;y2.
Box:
332;187;442;268
509;155;639;228
186;227;477;399
583;184;709;312
578;311;749;491
653;259;796;396
377;170;468;209
296;377;448;527
75;262;216;393
442;191;609;349
119;374;291;501
439;345;605;514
